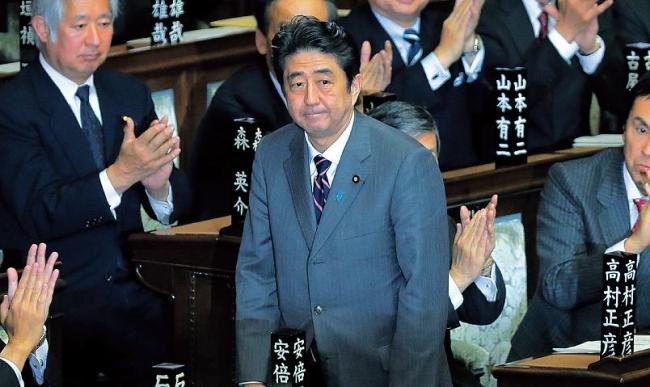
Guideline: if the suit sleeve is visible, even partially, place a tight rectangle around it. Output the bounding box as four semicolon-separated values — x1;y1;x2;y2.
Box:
536;163;604;310
235;144;280;384
455;266;506;326
0;358;21;387
388;147;450;386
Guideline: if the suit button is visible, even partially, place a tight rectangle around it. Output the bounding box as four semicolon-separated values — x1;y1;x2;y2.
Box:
104;274;112;283
313;306;323;315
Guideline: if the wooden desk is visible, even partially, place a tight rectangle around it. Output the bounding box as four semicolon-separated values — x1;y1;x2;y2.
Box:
493;352;650;387
128;147;604;386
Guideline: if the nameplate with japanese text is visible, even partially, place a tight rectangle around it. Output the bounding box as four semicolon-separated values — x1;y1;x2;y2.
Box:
230;118;266;225
271;329;307;387
494;67;527;168
150;0;185;46
601;251;638;358
625;44;650;91
18;0;36;67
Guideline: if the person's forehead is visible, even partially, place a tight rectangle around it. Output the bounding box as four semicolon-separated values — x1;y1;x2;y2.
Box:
63;0;111;18
286;50;342;72
271;0;329;24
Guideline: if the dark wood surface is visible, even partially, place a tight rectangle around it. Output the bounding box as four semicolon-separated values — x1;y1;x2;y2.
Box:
128;147;604;386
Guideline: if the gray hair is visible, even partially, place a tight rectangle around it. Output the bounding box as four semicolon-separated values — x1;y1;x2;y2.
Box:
32;0;120;50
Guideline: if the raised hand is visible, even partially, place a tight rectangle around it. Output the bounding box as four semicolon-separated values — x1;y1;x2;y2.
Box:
359;40;393;95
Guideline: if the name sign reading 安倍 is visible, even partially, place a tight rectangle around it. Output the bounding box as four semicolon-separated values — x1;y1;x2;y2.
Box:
271;329;307;387
601;251;638;358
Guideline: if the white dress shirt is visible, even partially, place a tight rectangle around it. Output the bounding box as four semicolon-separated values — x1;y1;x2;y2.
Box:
0;326;48;386
305;114;354;184
522;0;605;74
39;55;174;224
370;6;485;92
606;164;645;254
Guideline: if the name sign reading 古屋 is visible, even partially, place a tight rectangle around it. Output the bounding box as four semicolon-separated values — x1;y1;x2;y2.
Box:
271;329;307;387
150;0;185;46
18;0;36;68
494;67;527;168
601;251;638;358
625;44;650;91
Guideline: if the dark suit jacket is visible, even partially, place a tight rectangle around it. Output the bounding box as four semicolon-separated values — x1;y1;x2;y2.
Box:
477;0;623;158
236;112;451;386
0;357;20;387
339;3;478;170
445;218;506;387
187;58;292;221
0;60;190;316
615;0;650;44
509;149;650;360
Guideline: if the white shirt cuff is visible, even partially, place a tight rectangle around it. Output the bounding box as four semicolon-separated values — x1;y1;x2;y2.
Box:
606;239;628;254
462;46;485;83
99;169;122;219
474;264;498;302
576;35;605;75
421;52;452;91
146;185;174;225
548;28;579;64
0;356;24;387
449;273;464;310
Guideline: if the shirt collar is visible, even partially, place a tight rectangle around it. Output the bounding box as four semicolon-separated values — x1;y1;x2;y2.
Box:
39;54;95;102
623;162;645;201
305;112;355;167
369;6;421;43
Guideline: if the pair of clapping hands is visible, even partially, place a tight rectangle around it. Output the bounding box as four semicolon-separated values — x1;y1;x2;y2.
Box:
1;244;59;372
450;195;497;292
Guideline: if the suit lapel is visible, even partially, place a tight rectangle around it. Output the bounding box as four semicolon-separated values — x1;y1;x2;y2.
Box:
30;62;100;177
310;112;371;257
501;0;536;60
94;69;122;163
284;127;317;248
596;150;630;247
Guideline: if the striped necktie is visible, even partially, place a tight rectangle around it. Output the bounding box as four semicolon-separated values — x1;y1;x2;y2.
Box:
312;155;332;224
76;85;105;168
538;11;549;41
403;28;422;66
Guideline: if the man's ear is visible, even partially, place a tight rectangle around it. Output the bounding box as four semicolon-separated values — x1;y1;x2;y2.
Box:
255;29;269;56
351;74;361;97
31;15;50;46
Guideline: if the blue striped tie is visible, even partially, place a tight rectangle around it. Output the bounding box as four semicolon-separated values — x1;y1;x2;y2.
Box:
403;28;422;66
312;155;332;224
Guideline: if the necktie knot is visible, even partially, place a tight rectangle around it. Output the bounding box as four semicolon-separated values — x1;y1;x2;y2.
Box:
403;28;422;67
538;11;549;40
76;85;90;103
314;155;331;176
403;28;420;45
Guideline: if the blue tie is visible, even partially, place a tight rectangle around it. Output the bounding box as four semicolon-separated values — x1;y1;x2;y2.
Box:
312;155;332;224
403;28;422;66
76;85;105;168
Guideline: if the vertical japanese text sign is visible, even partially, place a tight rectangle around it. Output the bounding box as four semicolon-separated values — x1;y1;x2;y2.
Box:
625;44;650;91
151;0;185;46
494;67;528;168
231;118;265;225
271;329;307;387
153;363;186;387
601;251;638;358
18;0;36;67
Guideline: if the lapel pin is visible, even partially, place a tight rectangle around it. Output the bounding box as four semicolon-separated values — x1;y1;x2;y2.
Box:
352;175;360;184
336;192;344;201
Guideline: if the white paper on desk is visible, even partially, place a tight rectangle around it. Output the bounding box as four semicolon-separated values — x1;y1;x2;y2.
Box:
553;335;650;354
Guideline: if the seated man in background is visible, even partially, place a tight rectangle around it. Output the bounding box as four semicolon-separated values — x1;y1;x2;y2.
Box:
477;0;621;157
369;101;505;387
340;0;486;170
509;74;650;360
1;244;59;387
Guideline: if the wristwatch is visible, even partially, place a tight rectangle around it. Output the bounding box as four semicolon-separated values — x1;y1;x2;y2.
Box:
464;34;482;56
31;327;47;353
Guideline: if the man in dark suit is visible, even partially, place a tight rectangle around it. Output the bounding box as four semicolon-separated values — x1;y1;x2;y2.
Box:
187;0;336;220
236;16;451;386
339;0;485;170
615;0;650;45
509;74;650;360
369;101;505;387
1;244;59;387
477;0;619;156
0;0;190;385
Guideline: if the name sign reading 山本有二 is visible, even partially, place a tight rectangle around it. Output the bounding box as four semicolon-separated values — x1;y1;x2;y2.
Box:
152;363;186;387
18;0;36;68
150;0;185;47
494;67;528;168
271;329;308;387
601;251;638;359
624;44;650;91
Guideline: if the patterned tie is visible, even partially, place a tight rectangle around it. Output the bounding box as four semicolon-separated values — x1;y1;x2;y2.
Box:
312;155;332;224
538;11;549;41
76;85;105;168
633;198;648;233
403;28;422;66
